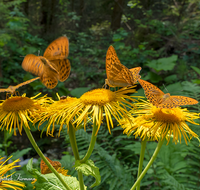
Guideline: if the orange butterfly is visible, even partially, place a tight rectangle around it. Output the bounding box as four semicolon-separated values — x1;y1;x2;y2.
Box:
0;77;39;94
139;79;198;108
40;157;61;174
105;45;141;87
22;36;71;89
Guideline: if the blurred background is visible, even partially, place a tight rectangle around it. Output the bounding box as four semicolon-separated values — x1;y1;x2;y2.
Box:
0;0;200;189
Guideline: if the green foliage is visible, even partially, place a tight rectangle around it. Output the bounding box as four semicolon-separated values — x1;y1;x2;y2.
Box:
146;55;177;72
11;148;32;161
27;158;86;190
71;87;92;98
62;126;200;190
74;160;101;188
0;0;200;189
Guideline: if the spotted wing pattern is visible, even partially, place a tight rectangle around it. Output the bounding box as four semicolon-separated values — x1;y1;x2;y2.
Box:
43;36;69;60
40;157;61;174
21;36;71;89
169;96;198;107
129;67;142;83
139;79;198;108
106;45;141;87
40;65;59;89
50;59;71;82
0;77;40;94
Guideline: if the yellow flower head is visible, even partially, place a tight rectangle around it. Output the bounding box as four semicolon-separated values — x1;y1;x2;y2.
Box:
121;100;199;144
36;87;137;135
0;156;25;190
35;95;78;136
0;93;51;135
67;87;137;134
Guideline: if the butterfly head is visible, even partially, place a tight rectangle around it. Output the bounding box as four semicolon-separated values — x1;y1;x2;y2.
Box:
162;93;170;100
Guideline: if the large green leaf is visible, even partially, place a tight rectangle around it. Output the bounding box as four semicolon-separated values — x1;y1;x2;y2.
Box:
27;158;86;190
146;55;177;72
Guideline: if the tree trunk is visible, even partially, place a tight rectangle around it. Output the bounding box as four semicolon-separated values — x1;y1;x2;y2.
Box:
23;0;29;16
111;0;125;31
40;0;49;34
79;0;84;16
49;0;56;31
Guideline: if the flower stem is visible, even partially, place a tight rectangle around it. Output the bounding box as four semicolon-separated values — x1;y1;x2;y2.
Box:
23;126;72;190
68;123;84;190
136;139;147;190
130;138;165;190
80;122;98;163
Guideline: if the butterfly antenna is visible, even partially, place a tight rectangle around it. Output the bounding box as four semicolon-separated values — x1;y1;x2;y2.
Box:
162;84;169;93
38;50;40;56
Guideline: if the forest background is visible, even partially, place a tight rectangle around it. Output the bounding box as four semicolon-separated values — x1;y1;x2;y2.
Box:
0;0;200;189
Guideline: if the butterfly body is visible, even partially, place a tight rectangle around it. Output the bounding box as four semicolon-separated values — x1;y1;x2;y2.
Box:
139;79;198;108
105;45;141;87
40;157;61;174
22;36;71;89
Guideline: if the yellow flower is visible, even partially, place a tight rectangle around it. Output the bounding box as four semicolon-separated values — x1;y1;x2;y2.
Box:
35;87;137;135
67;87;136;134
56;167;70;176
121;100;199;144
35;95;78;136
0;156;25;190
0;93;50;135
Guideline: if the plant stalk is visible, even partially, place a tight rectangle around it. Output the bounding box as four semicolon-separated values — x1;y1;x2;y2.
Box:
136;139;147;190
23;126;72;190
80;122;98;163
130;138;165;190
68;123;84;190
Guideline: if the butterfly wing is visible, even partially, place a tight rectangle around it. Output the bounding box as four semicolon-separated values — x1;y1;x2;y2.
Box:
159;96;199;108
40;67;58;89
22;54;44;76
40;157;61;174
139;79;165;106
129;67;142;83
43;36;69;60
106;45;134;87
50;59;71;82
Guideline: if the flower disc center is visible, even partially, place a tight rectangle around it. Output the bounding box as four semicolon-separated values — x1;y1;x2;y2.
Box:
153;107;184;123
80;89;116;106
2;96;34;112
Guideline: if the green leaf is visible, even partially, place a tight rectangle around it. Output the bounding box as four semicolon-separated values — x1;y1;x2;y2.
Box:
146;55;177;72
70;87;91;98
27;158;86;190
164;74;177;83
74;160;101;188
191;66;200;75
147;72;162;83
192;79;200;84
11;148;32;161
165;82;182;94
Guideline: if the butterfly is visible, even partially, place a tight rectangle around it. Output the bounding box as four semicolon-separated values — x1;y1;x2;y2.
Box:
0;77;39;94
105;45;141;87
139;79;198;108
40;157;61;174
22;36;71;89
